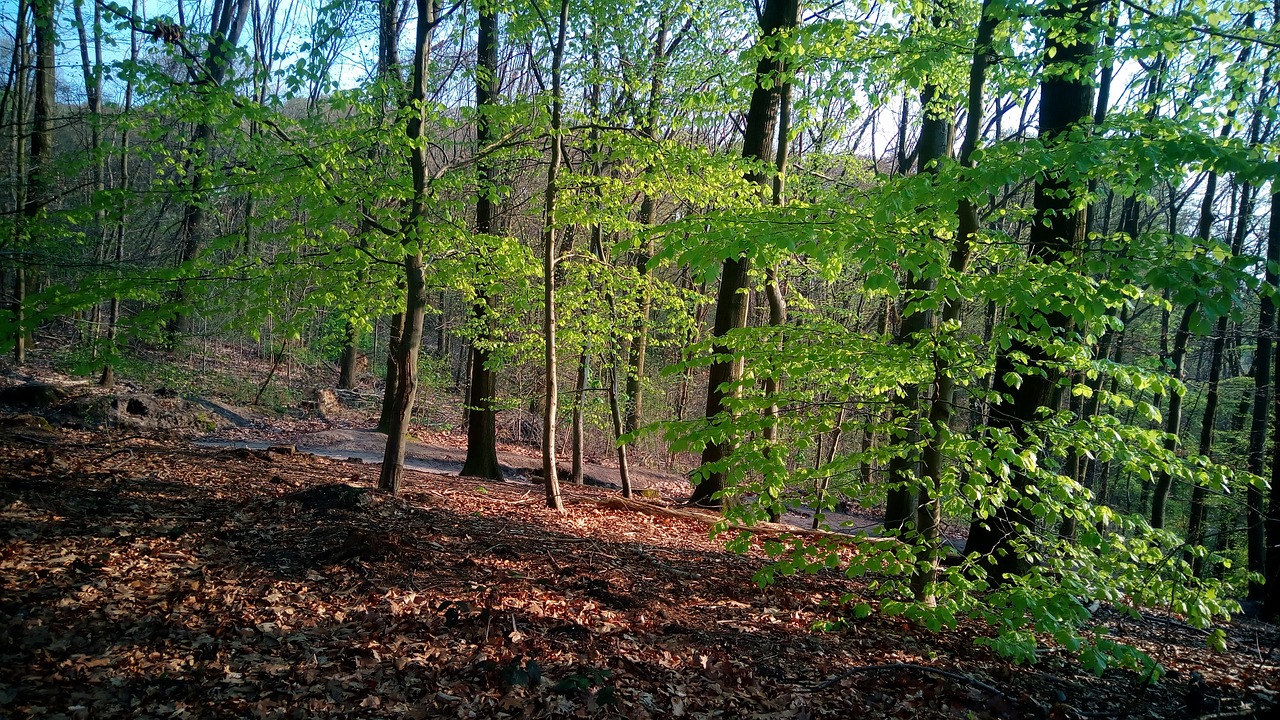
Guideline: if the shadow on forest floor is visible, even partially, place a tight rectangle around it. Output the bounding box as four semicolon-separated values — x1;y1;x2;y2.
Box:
1;428;1277;719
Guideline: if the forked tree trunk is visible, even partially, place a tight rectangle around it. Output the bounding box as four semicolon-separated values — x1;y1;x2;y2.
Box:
690;0;800;509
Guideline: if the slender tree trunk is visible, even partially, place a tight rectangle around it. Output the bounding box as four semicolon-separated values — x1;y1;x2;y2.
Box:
1251;188;1280;600
690;0;800;509
623;16;673;435
963;0;1096;582
379;0;436;494
101;0;138;387
812;405;848;530
571;353;587;484
461;4;503;481
1189;313;1228;576
608;359;633;498
339;0;398;388
759;74;793;522
338;324;360;388
1187;176;1253;575
378;310;405;433
913;0;997;604
885;73;950;533
1179;22;1254;554
1151;304;1196;529
17;0;54;364
74;0;107;344
170;0;252;339
539;0;571;511
1268;301;1280;616
5;0;30;364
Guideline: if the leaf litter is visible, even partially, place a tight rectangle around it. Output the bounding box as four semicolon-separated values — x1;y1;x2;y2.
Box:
1;429;1277;719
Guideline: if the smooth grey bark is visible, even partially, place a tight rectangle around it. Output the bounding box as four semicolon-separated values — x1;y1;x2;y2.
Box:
539;0;571;512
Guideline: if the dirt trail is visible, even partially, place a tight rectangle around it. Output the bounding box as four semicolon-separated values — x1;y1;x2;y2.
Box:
201;428;681;493
201;427;895;537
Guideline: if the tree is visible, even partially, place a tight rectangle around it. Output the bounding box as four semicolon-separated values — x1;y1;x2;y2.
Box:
17;0;56;365
170;0;253;339
539;0;571;512
963;0;1097;581
459;1;504;482
379;0;438;494
689;0;800;510
913;0;999;605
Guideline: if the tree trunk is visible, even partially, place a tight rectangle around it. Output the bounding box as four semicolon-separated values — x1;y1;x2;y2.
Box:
170;0;252;339
571;353;587;485
623;16;672;435
690;0;800;509
1251;188;1280;600
461;4;503;481
379;0;436;494
338;322;360;389
1268;310;1280;616
19;0;55;364
760;74;793;523
5;0;29;363
1151;303;1196;529
380;258;427;493
963;0;1095;582
609;359;633;498
1188;312;1227;577
885;76;950;533
913;0;997;604
1187;173;1252;575
378;311;405;433
539;0;571;512
74;0;107;346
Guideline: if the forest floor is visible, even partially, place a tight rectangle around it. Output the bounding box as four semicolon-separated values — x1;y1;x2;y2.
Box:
1;365;1279;718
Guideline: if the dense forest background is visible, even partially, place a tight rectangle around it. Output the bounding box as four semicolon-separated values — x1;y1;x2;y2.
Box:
4;0;1280;669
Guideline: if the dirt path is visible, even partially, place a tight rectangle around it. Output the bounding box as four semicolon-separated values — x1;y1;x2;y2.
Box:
201;426;896;537
202;427;683;494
